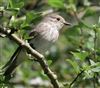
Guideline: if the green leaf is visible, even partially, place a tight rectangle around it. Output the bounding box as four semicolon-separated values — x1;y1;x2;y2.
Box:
83;61;100;79
20;23;30;30
84;70;94;79
8;0;24;9
83;0;91;6
89;59;96;66
82;63;91;71
9;16;26;29
91;66;100;72
83;7;96;18
71;51;88;61
47;60;53;66
6;8;19;12
48;0;64;9
26;11;42;24
66;59;80;73
90;61;100;72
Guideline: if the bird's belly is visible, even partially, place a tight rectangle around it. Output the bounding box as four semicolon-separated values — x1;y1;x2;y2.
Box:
29;27;59;54
29;36;52;54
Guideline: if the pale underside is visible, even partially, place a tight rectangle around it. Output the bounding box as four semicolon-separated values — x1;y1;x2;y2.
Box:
29;22;59;54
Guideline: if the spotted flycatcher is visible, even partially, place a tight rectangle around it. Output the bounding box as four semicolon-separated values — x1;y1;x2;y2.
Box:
3;13;71;77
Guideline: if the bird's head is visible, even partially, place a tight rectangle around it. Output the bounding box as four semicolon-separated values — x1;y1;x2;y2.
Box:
44;13;71;30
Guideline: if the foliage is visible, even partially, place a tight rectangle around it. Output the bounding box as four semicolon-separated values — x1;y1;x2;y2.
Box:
0;0;100;88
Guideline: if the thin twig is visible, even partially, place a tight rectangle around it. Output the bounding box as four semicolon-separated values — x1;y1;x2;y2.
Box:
93;28;97;60
93;75;96;88
69;70;84;88
0;26;60;88
92;27;97;88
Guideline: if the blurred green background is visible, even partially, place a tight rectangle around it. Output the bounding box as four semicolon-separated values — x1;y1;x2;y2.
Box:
0;0;100;88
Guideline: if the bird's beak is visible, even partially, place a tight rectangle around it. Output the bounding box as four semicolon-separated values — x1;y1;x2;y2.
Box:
64;21;71;26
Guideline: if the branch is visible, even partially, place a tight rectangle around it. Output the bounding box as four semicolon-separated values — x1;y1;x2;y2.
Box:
69;70;84;88
0;26;60;88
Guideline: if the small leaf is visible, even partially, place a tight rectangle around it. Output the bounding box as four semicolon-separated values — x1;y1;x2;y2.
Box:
66;59;80;73
9;16;26;29
48;0;64;9
83;7;96;18
8;0;24;9
89;59;96;66
71;51;88;61
84;70;94;79
91;62;100;72
47;60;53;66
91;66;100;72
83;0;91;6
26;11;42;24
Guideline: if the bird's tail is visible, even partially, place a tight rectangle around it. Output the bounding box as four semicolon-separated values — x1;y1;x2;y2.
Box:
2;46;26;80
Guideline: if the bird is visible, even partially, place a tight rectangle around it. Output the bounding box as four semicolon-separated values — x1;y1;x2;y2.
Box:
2;13;71;79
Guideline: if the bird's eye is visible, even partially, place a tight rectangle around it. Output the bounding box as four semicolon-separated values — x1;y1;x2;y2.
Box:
56;18;60;21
